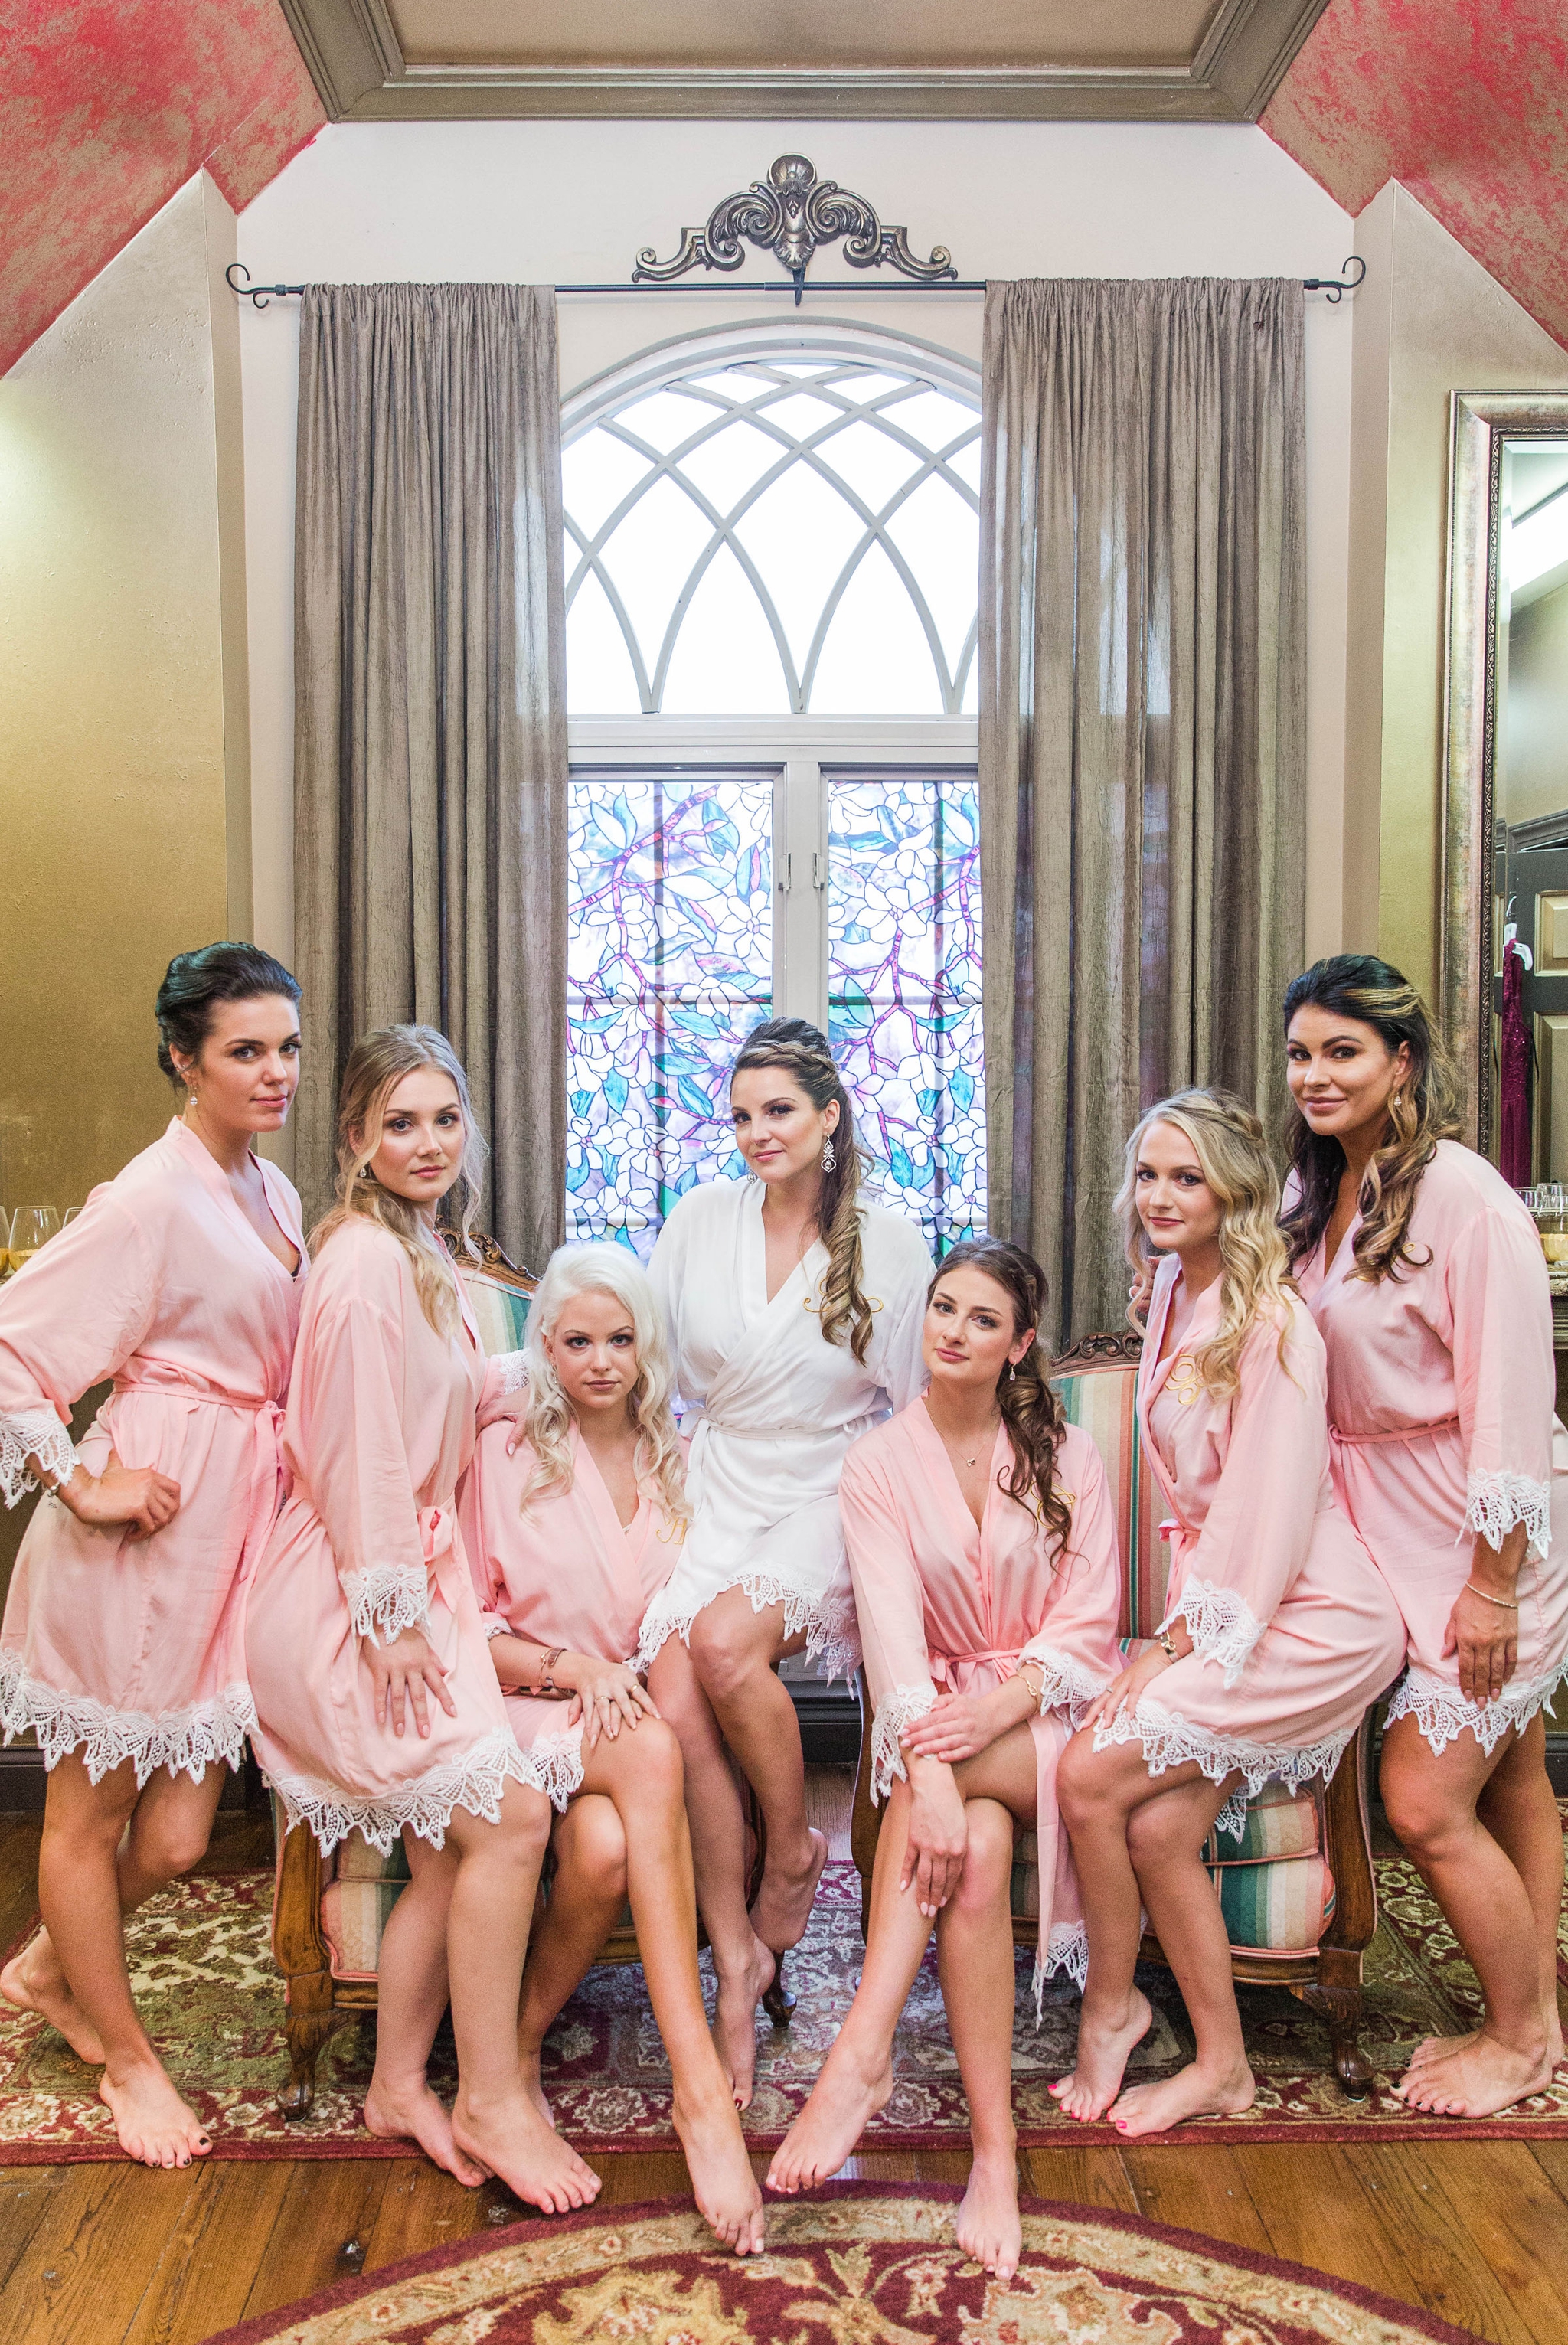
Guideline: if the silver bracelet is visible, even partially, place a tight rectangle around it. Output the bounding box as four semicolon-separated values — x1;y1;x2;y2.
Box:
1463;1581;1518;1611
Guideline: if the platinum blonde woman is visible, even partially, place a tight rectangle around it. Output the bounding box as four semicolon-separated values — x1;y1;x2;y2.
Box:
458;1243;763;2255
635;1019;931;2102
246;1027;599;2216
1055;1089;1405;2136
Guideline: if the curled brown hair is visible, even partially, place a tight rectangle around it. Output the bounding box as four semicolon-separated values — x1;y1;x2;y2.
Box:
731;1018;874;1362
1281;956;1463;1285
929;1238;1073;1552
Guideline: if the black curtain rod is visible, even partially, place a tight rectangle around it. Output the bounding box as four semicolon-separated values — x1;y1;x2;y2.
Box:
226;258;1366;312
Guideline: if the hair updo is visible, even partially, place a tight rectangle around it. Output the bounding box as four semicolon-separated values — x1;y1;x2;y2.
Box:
155;942;301;1090
731;1017;873;1360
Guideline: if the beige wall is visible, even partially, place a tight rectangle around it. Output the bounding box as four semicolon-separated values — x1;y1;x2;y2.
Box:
0;172;251;1219
1343;180;1568;1001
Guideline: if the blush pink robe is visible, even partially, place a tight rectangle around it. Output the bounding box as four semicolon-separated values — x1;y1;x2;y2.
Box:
246;1219;528;1855
838;1400;1125;2000
0;1119;305;1785
1296;1139;1568;1756
1094;1259;1407;1831
458;1412;687;1806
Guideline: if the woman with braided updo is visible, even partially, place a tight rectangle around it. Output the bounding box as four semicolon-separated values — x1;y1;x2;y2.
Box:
638;1019;931;2102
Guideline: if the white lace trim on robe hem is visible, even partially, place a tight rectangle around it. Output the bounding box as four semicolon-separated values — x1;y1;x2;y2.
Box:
1033;1921;1089;2017
513;1729;584;1812
1384;1656;1568;1758
0;1410;80;1508
0;1659;255;1787
868;1683;938;1804
1464;1469;1552;1562
1025;1646;1110;1724
1164;1578;1264;1690
493;1351;528;1397
264;1729;531;1858
634;1570;861;1686
342;1566;431;1646
1091;1700;1352;1844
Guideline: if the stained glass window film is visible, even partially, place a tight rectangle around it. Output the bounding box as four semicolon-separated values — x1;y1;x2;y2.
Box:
566;772;773;1253
827;770;985;1252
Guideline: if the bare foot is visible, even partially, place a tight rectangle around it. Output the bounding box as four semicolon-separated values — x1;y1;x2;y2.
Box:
517;2043;556;2130
712;1934;775;2108
956;2144;1022;2283
1050;1989;1152;2123
364;2074;491;2187
1109;2056;1254;2138
1409;2007;1564;2075
1392;2031;1554;2118
99;2056;211;2169
750;1828;828;1955
673;2089;765;2255
0;1937;106;2065
452;2088;601;2216
766;2037;892;2193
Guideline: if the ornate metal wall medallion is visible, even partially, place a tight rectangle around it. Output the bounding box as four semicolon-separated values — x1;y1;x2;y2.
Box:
634;154;956;300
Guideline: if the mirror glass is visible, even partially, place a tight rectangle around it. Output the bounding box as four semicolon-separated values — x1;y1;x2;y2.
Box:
1491;436;1568;1187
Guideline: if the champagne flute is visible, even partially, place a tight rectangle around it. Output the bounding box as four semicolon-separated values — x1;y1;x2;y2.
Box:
5;1208;60;1279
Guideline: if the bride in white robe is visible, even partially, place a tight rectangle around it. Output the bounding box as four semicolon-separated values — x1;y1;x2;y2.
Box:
638;1021;930;2103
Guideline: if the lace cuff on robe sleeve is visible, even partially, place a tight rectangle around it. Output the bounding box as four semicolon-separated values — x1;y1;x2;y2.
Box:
1465;1468;1552;1561
482;1617;513;1642
870;1683;937;1804
1165;1576;1264;1690
492;1352;528;1396
1020;1644;1109;1723
0;1410;80;1508
343;1566;431;1645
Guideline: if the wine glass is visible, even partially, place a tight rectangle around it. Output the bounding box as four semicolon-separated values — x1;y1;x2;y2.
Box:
61;1207;81;1230
5;1208;60;1279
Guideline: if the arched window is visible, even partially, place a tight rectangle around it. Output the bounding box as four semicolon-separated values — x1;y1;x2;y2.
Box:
564;328;984;1257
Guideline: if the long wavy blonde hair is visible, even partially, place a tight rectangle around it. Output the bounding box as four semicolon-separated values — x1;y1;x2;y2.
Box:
731;1019;875;1361
311;1025;487;1339
1281;955;1464;1284
517;1243;688;1525
1115;1088;1297;1402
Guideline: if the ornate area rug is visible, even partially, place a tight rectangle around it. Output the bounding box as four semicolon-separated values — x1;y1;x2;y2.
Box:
203;2184;1484;2344
2;1856;1566;2162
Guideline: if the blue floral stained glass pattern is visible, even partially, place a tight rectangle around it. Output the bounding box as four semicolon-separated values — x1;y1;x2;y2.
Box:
567;776;773;1254
828;772;985;1253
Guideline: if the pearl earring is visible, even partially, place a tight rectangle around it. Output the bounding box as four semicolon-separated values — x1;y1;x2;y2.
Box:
821;1138;836;1172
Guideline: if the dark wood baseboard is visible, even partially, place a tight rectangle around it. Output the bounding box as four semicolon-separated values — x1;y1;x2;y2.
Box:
0;1745;268;1813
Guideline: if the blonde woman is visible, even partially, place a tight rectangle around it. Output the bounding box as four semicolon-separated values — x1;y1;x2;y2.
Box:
1055;1090;1405;2136
245;1027;598;2216
458;1243;763;2255
635;1019;931;2099
1287;954;1568;2118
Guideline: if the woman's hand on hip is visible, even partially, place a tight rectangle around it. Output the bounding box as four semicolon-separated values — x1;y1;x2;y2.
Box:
363;1627;456;1739
901;1757;968;1917
56;1453;181;1543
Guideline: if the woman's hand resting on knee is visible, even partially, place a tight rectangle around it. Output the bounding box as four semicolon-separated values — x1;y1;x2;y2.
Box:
900;1755;969;1918
362;1628;457;1739
1076;1625;1191;1733
900;1676;1037;1767
558;1656;659;1748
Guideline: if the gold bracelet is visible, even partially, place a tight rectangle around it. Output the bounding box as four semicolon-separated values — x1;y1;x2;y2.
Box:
1463;1582;1518;1611
1157;1627;1179;1660
1012;1661;1046;1704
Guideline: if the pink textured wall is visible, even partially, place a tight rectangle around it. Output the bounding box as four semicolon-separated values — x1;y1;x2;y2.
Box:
1263;0;1568;349
0;0;325;375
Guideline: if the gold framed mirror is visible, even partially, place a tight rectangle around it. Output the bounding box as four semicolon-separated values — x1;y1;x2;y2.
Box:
1442;391;1568;1170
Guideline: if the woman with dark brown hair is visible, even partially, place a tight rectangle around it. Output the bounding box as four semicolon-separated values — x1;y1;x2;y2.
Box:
766;1239;1123;2281
1286;954;1568;2119
638;1019;932;2102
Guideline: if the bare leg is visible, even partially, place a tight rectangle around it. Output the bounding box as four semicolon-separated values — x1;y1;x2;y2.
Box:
516;1795;628;2125
768;1771;934;2191
648;1638;774;2105
363;1832;488;2186
936;1799;1024;2281
577;1717;763;2254
439;1784;603;2211
688;1590;825;1955
3;1760;225;2066
1052;1730;1158;2122
23;1755;212;2166
1382;1713;1557;2116
1104;1771;1255;2138
1406;1710;1565;2072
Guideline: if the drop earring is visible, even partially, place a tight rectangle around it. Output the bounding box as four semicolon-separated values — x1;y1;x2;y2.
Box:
821;1137;836;1172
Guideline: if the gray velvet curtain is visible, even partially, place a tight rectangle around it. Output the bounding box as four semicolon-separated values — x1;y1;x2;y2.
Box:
292;282;567;1269
979;276;1305;1345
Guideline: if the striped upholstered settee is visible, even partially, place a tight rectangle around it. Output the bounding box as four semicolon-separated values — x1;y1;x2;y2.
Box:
848;1331;1382;2100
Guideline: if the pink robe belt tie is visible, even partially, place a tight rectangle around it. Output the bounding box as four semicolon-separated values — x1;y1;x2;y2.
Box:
1328;1416;1460;1448
106;1373;286;1572
929;1648;1021;1685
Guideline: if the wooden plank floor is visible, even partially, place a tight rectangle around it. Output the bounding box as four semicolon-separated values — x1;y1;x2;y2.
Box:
2;1779;1566;2345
